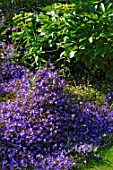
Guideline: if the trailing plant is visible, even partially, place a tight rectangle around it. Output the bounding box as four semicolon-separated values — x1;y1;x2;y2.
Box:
1;43;113;169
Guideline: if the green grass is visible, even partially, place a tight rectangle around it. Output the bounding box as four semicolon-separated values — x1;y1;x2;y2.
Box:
83;145;113;170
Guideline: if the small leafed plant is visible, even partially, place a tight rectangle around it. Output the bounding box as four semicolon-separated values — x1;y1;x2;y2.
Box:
1;43;113;169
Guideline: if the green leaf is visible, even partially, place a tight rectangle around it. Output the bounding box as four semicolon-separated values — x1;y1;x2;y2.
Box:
89;37;93;43
76;23;86;31
79;44;85;50
100;3;105;13
91;13;99;20
70;51;76;59
93;147;98;153
60;51;66;57
106;3;113;11
46;10;56;16
101;49;106;58
11;32;22;40
39;58;47;63
57;51;66;61
71;45;78;51
94;47;102;57
96;58;105;70
34;56;39;65
64;18;76;28
48;39;53;47
63;36;69;43
79;37;87;42
106;68;113;79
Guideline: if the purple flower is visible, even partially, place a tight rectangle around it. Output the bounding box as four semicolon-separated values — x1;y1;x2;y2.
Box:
12;27;16;31
1;51;113;169
35;0;38;4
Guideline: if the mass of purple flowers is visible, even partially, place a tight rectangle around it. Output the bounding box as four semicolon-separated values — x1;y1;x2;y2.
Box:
0;43;113;169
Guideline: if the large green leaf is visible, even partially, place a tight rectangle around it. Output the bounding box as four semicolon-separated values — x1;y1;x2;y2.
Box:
96;58;105;70
94;47;103;57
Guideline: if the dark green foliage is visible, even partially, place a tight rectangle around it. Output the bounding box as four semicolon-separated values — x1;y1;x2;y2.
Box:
10;1;113;81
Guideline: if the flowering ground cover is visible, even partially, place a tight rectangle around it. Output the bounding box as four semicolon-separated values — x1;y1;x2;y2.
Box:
0;43;113;169
1;1;113;169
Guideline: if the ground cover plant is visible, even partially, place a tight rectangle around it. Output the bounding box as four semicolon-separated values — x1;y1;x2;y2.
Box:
1;43;113;170
1;0;113;170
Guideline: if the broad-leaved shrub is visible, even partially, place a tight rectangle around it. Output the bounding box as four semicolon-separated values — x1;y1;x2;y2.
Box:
11;1;113;81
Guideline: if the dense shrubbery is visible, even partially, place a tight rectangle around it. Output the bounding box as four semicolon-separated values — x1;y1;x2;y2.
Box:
9;1;113;82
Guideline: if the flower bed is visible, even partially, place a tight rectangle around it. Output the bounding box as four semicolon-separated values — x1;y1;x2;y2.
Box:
0;44;113;169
